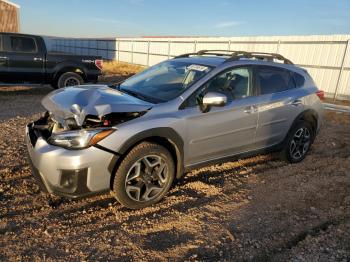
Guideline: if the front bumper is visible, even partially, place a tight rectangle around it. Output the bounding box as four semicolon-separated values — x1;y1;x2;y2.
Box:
25;123;116;198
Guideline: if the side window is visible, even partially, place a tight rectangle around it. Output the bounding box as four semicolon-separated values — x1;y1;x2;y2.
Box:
256;67;295;95
9;36;37;53
186;67;252;107
0;36;2;51
293;72;305;87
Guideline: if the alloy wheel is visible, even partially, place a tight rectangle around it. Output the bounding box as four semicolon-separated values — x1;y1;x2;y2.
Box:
290;127;311;160
125;155;169;202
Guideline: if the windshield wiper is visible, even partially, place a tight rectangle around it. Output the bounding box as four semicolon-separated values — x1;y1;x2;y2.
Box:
119;88;153;102
123;89;165;104
109;83;147;101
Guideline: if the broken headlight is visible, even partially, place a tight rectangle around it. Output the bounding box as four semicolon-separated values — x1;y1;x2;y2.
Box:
48;129;115;149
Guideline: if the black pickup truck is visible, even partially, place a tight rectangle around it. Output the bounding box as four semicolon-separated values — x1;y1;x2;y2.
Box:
0;33;103;88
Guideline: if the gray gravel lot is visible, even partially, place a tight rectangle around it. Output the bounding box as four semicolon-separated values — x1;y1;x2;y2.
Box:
0;85;349;261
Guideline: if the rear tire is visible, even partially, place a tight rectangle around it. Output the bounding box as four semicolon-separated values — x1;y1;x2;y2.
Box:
281;121;314;163
112;142;175;209
56;72;84;88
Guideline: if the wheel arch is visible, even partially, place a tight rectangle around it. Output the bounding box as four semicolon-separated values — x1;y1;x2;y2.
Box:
286;109;319;142
53;62;88;83
109;128;184;189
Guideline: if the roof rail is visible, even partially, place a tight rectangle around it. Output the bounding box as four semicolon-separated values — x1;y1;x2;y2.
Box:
175;50;234;58
174;50;293;65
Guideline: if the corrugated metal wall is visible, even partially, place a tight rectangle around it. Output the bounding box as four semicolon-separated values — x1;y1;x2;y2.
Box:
50;35;350;100
48;37;117;60
0;1;19;33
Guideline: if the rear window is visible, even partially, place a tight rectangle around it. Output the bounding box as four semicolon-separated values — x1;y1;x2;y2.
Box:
10;36;37;53
256;66;296;95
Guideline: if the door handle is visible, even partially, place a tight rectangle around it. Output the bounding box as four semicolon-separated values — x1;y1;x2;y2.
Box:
290;99;302;106
244;105;258;114
244;106;252;114
34;57;43;61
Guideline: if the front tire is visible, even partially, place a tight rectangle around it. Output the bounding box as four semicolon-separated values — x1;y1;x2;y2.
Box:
281;121;314;163
112;142;175;209
56;72;84;88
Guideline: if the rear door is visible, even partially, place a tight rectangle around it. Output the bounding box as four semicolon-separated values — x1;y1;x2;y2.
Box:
254;65;304;148
0;34;10;82
3;35;45;83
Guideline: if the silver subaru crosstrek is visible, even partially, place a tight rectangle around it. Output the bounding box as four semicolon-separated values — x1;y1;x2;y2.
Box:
26;50;324;209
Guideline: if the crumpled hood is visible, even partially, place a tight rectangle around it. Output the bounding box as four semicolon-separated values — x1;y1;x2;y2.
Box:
42;85;153;126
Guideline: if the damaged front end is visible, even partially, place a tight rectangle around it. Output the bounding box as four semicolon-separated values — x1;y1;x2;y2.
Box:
26;111;120;198
31;112;146;150
30;85;152;149
25;85;153;197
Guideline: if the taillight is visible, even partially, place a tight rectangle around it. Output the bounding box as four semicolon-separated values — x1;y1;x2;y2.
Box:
95;59;103;70
316;90;325;100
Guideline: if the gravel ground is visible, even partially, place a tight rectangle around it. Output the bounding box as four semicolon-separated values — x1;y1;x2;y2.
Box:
0;85;349;261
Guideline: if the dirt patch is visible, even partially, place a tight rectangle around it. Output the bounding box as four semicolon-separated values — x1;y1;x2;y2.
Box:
98;74;134;85
0;85;349;261
325;110;350;125
102;61;144;76
0;85;50;121
324;97;350;107
99;61;144;84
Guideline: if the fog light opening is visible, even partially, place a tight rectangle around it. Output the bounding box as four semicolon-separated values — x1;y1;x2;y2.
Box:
59;169;87;193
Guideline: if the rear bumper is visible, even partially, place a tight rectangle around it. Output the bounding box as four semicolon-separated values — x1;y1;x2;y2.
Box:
86;75;99;83
25;123;116;198
86;71;101;83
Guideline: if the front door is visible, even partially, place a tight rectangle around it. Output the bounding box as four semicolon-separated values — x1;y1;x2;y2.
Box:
0;35;9;82
179;67;258;167
3;34;44;83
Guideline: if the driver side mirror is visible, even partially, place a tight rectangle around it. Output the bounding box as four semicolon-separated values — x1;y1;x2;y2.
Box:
200;92;227;113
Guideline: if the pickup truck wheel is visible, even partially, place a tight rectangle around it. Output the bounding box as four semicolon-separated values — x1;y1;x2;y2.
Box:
57;72;84;88
112;142;175;209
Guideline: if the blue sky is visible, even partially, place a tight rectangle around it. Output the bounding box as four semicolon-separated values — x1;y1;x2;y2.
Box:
15;0;350;37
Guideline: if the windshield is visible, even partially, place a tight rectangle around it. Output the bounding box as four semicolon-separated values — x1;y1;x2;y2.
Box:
119;60;212;103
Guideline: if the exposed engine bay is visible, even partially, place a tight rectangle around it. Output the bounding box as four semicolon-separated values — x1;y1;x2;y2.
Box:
31;110;146;138
32;84;153;136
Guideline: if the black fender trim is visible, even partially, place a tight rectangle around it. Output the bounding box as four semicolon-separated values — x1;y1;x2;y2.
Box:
282;109;319;146
94;144;120;156
118;128;184;179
